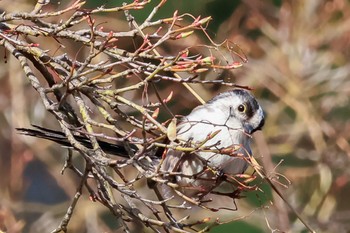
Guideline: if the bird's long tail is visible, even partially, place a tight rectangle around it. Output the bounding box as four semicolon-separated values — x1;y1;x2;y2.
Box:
16;126;136;157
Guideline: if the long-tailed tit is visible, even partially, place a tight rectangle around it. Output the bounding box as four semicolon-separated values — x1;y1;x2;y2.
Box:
17;89;265;199
161;89;265;198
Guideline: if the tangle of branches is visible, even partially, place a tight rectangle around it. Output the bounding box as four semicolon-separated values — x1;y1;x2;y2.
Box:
0;1;277;232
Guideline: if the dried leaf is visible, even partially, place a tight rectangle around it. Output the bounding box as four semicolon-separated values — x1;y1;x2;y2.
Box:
167;117;177;141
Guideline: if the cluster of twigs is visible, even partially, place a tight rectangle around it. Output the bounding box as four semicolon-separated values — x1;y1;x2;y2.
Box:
0;0;265;232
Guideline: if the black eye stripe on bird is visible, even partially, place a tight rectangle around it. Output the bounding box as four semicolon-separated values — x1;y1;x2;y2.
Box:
17;88;265;200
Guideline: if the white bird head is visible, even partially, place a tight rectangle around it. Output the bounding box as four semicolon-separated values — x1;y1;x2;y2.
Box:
204;89;265;135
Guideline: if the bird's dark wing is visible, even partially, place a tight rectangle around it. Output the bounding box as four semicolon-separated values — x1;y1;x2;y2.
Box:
17;126;137;157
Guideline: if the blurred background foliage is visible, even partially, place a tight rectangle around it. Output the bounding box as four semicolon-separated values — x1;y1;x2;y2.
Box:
0;0;350;232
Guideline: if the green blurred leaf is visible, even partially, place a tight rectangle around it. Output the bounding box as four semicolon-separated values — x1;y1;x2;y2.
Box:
210;220;265;233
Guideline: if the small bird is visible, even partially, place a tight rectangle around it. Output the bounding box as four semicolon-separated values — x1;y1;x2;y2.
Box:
17;89;265;199
161;89;265;198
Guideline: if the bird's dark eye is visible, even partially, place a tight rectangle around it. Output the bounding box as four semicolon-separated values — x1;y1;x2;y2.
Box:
238;104;246;113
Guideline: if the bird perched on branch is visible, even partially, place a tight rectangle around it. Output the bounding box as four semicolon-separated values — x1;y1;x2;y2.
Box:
17;89;265;199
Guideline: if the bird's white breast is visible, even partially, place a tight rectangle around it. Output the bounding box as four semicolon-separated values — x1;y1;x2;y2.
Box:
177;107;251;175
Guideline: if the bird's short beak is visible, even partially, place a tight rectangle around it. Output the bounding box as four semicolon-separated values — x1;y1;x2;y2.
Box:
244;124;254;135
244;118;265;135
